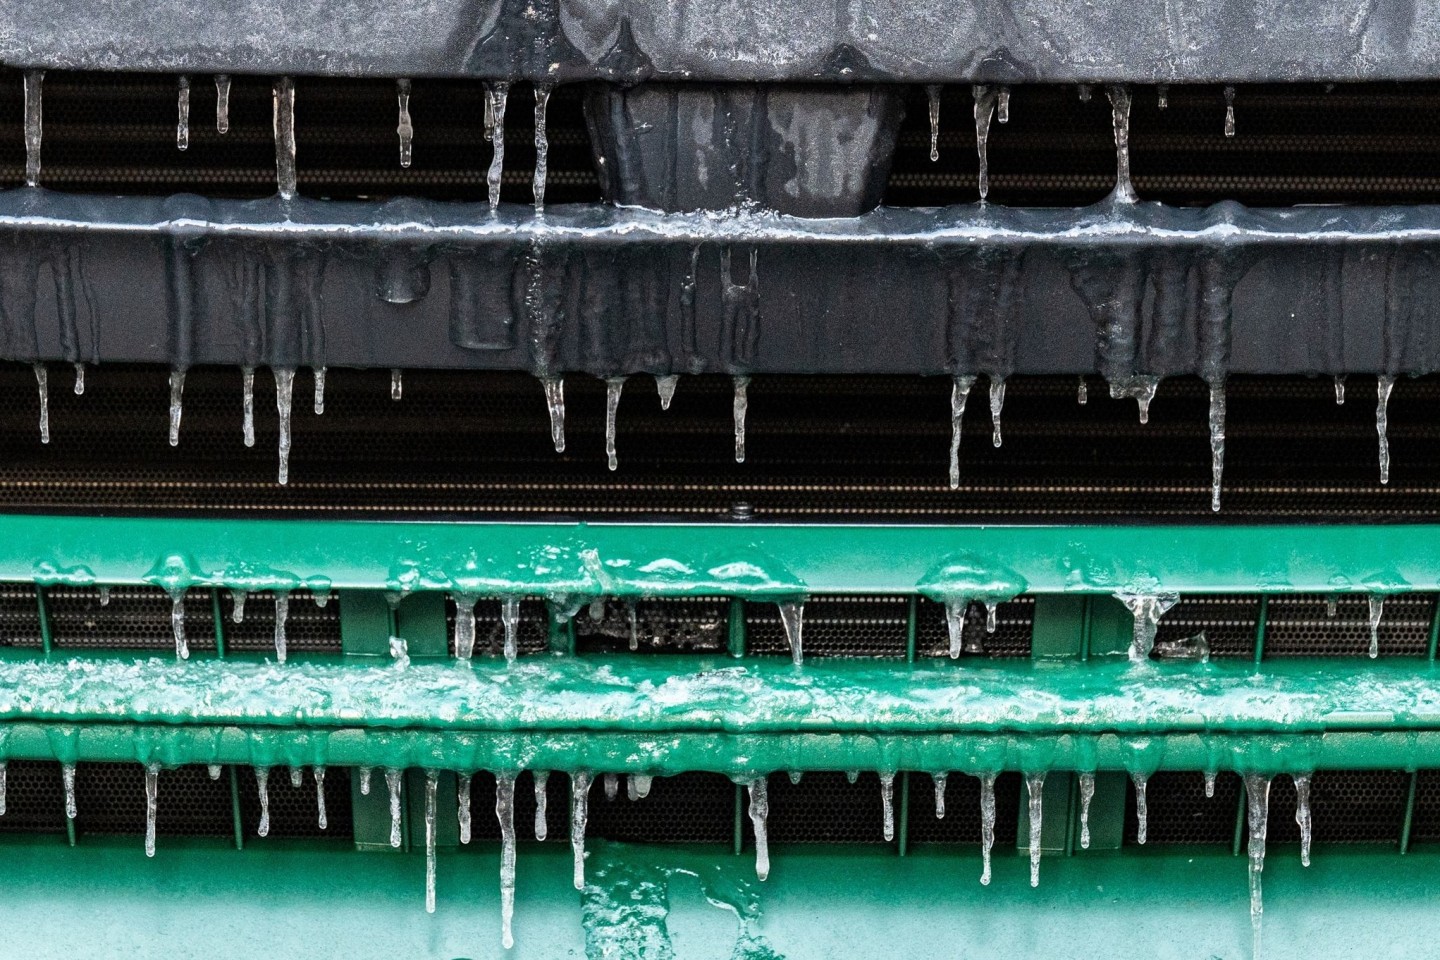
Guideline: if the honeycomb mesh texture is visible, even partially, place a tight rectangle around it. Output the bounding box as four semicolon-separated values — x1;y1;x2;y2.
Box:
574;598;730;655
0;584;42;649
1154;596;1261;659
1122;772;1243;845
1406;770;1440;844
48;586;215;651
445;598;551;658
747;596;908;659
0;760;66;834
907;772;1024;845
1257;770;1409;846
916;597;1034;659
73;762;232;837
238;766;354;841
218;588;341;654
1264;594;1435;657
465;771;572;843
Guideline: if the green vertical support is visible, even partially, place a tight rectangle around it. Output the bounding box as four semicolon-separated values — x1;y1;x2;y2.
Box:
210;589;226;658
732;784;744;855
1401;772;1419;854
35;586;52;657
1254;595;1270;665
1427;595;1440;662
897;772;911;856
1016;772;1072;856
396;592;448;659
1073;774;1127;853
1031;595;1086;659
728;599;746;658
228;764;244;851
406;770;459;851
354;768;405;853
339;591;392;658
1085;596;1133;658
1232;784;1248;856
905;596;918;664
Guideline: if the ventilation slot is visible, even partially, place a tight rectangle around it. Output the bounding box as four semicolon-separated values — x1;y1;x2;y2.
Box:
47;585;214;651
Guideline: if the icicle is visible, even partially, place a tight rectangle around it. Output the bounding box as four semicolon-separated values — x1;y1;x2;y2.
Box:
1244;774;1270;960
846;770;860;784
979;773;996;885
748;778;770;881
215;75;231;134
998;86;1011;123
385;768;403;848
1079;772;1095;849
1377;375;1395;484
989;378;1005;447
973;85;998;200
627;601;638;651
487;82;510;211
98;585;111;606
1326;595;1339;617
604;377;625;471
1205;771;1217;798
314;766;327;830
1078;84;1093;102
0;762;7;815
360;767;373;795
1133;774;1149;844
390;635;409;666
390;368;403;400
1209;380;1227;512
275;367;295;485
533;84;552;210
256;768;271;836
1223;85;1236;137
777;601;804;666
501;596;520;664
1077;376;1088;404
789;771;803;785
73;363;84;396
984;601;998;633
543;377;565;452
604;773;619;800
948;375;976;489
1334;374;1346;405
171;591;190;660
632;775;653;800
177;75;191;150
1110;376;1160;423
425;771;439;914
290;766;303;789
1294;774;1312;866
1106;84;1136;202
273;76;298;200
880;773;895;842
273;590;290;663
933;773;947;818
655;374;679;410
242;367;256;447
1368;594;1384;659
312;589;329;609
944;601;966;659
484;86;495;140
733;375;750;463
33;364;48;444
23;70;42;187
1117;592;1180;661
168;369;185;446
571;772;591;889
626;776;639;801
1025;774;1044;887
396;79;414;168
926;85;941;162
208;764;222;781
534;771;549;840
144;764;160;857
458;773;472;843
230;589;247;623
1157;84;1169;109
62;763;77;820
453;593;478;660
313;367;325;415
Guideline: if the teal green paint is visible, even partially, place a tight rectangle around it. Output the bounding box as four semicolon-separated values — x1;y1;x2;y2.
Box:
353;770;397;853
228;765;243;851
732;784;743;856
396;593;448;658
728;599;746;658
1402;771;1419;854
1080;597;1093;661
7;515;1440;597
34;587;51;657
210;589;226;659
1427;597;1440;662
897;772;910;856
339;591;392;658
1085;596;1132;658
904;596;917;663
1016;772;1072;855
1031;594;1086;659
1255;595;1270;665
1074;772;1128;852
1233;784;1247;856
546;606;575;655
406;769;459;850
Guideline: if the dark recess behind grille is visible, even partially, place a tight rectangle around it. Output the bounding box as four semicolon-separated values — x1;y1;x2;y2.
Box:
5;72;1440;207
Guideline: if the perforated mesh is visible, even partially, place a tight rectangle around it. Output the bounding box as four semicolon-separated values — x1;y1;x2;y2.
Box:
1264;594;1434;657
0;760;65;834
238;766;353;841
916;597;1034;658
0;584;42;649
1405;770;1440;844
907;771;1024;845
587;773;735;844
47;585;215;651
1123;771;1242;845
575;597;730;654
444;598;550;658
465;771;570;843
747;596;909;659
739;772;889;844
218;588;341;654
73;762;232;837
1154;596;1260;659
1259;770;1408;845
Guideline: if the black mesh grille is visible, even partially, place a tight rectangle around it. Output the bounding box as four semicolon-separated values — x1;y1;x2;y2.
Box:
916;597;1034;659
1260;770;1408;845
1406;770;1440;845
73;762;232;837
465;771;570;843
445;599;550;658
1264;594;1434;657
218;588;341;654
907;771;1024;845
0;760;65;834
1123;771;1242;845
575;597;730;655
587;773;735;845
47;585;215;651
1155;596;1260;659
741;772;889;844
0;584;42;649
239;766;353;841
747;596;908;659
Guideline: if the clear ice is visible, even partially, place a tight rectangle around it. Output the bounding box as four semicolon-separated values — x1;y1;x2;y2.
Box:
944;601;967;658
630;775;653;800
23;71;42;187
177;75;190;151
290;766;303;788
980;772;996;885
926;85;941;162
171;591;190;660
534;771;549;840
1368;594;1384;659
33;364;48;444
1077;376;1088;404
1133;773;1149;844
168;369;185;446
73;363;85;396
605;377;625;471
1326;595;1339;617
313;367;325;415
98;585;111;606
501;596;520;664
0;762;8;815
390;368;402;400
1209;381;1226;512
256;767;271;836
777;601;804;665
1117;592;1180;661
1205;771;1217;798
543;377;566;452
1224;86;1237;137
1110;376;1160;423
425;771;439;913
487;82;509;211
973;85;998;200
63;763;77;820
998;86;1011;123
533;84;551;210
571;772;592;889
733;376;750;463
360;766;372;795
1026;773;1045;887
933;773;947;819
1294;773;1313;867
880;773;895;841
985;601;998;633
231;589;247;623
1079;772;1095;849
273;76;298;200
1244;774;1271;959
655;374;679;410
273;590;290;663
215;75;231;134
497;774;517;946
385;768;403;848
604;773;619;800
242;367;256;447
949;375;976;489
1377;375;1395;485
989;377;1005;447
314;766;328;830
208;764;222;781
1106;84;1136;202
275;367;295;484
1157;84;1169;109
748;778;771;881
396;79;414;168
453;593;478;660
458;773;473;843
1334;374;1346;405
144;763;159;857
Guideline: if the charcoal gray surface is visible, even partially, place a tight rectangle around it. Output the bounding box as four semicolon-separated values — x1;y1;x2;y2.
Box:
3;0;1440;83
3;188;1440;379
585;85;904;216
